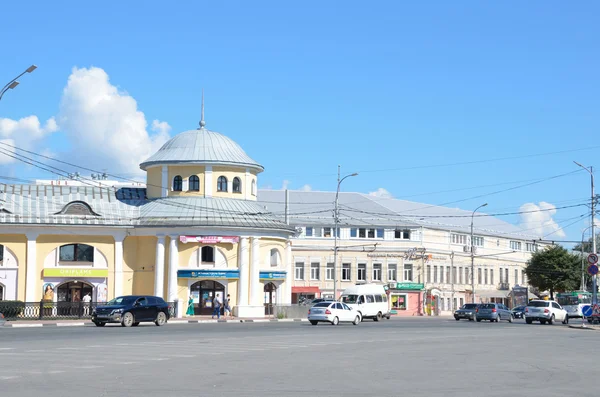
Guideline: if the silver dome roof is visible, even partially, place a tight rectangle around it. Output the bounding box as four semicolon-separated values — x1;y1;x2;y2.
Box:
140;127;263;171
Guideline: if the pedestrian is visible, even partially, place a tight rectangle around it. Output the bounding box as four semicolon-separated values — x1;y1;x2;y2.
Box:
224;294;233;318
212;295;221;319
186;295;195;317
82;293;92;316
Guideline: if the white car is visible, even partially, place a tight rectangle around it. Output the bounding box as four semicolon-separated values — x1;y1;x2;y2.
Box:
307;301;361;326
525;300;569;325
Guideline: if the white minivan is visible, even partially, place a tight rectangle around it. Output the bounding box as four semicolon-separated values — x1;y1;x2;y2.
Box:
340;283;391;322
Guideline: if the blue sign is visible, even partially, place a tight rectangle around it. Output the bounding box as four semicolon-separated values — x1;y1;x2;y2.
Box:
588;264;599;276
177;269;240;279
583;305;593;317
259;271;286;280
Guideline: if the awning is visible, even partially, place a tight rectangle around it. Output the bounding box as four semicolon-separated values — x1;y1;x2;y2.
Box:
476;290;510;299
292;286;320;294
528;292;539;299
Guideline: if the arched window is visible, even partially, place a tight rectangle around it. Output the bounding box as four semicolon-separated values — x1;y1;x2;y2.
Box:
201;246;215;263
233;177;242;193
217;176;228;192
270;248;280;267
189;175;200;191
0;245;4;263
251;179;256;196
173;175;183;191
59;244;94;262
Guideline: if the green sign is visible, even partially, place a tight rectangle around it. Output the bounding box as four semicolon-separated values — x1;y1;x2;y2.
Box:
43;268;108;278
394;282;424;290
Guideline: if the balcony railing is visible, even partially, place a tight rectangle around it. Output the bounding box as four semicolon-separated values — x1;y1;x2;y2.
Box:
498;282;510;290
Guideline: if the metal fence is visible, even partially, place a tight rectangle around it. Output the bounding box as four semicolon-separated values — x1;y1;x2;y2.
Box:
0;301;178;321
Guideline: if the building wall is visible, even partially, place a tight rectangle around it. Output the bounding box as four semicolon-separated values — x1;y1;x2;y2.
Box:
0;235;27;301
211;166;257;200
167;165;206;197
146;166;162;199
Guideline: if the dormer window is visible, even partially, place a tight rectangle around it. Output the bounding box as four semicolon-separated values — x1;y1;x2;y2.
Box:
251;179;256;196
173;175;183;191
217;176;228;192
233;177;242;193
189;175;200;191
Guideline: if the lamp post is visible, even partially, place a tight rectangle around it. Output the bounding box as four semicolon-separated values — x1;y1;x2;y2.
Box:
574;161;596;304
471;203;488;303
0;65;37;101
580;225;595;291
333;165;358;300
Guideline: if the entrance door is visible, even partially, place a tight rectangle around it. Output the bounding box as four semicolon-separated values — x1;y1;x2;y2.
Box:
0;283;4;301
264;282;277;315
56;281;94;316
190;280;225;315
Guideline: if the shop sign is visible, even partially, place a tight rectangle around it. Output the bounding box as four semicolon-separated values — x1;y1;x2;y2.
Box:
179;236;239;244
367;248;435;262
177;269;240;279
43;268;108;278
394;282;425;290
259;271;286;280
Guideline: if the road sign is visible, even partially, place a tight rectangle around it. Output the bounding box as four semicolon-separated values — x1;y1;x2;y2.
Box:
583;305;593;317
588;264;599;276
588;253;599;265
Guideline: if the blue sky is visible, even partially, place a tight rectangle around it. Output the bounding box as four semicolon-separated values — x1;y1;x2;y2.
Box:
0;1;598;246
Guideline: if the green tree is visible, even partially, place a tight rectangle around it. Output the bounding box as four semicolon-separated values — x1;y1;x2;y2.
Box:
525;245;581;300
573;233;600;253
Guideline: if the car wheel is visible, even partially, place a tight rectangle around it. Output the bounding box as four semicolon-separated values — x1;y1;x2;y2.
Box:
353;316;360;325
310;320;318;326
469;318;474;321
374;312;382;322
496;314;501;323
563;315;569;325
525;318;532;324
508;314;513;323
332;316;339;326
540;320;546;325
476;318;482;322
93;321;105;327
155;312;167;326
548;314;555;325
386;315;391;320
121;312;134;327
132;322;140;327
455;316;460;321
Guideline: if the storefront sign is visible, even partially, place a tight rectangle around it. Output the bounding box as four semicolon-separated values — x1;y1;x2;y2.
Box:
394;282;425;290
43;268;108;278
179;236;239;244
259;271;286;280
177;269;240;279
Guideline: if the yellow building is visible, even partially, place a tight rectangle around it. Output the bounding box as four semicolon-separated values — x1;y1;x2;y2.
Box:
0;114;295;318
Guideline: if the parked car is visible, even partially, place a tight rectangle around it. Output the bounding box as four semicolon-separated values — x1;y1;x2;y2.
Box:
454;303;479;321
91;295;170;327
511;305;526;319
476;303;513;323
340;283;391;321
309;298;335;306
308;301;361;325
524;300;568;325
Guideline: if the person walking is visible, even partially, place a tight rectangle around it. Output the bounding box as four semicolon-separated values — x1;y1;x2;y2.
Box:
186;295;195;317
224;294;233;319
212;295;221;319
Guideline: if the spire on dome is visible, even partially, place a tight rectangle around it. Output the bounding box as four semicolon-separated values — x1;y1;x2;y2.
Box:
199;89;206;129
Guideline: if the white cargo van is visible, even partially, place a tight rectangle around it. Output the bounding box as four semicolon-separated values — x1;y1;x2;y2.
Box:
340;283;391;321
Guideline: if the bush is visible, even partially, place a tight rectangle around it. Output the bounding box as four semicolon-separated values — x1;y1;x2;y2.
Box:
0;300;25;319
276;311;287;319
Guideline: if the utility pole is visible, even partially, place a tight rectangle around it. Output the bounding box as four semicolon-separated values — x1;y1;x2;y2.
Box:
574;162;596;304
450;251;455;310
471;203;488;304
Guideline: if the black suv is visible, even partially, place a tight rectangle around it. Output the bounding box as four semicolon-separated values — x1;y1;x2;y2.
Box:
92;295;170;327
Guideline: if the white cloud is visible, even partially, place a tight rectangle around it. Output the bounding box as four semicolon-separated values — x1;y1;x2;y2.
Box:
519;201;566;238
0;139;16;165
300;184;312;192
56;67;171;176
0;115;58;150
368;188;392;198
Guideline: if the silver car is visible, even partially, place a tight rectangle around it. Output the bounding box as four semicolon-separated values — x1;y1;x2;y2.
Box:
476;303;513;323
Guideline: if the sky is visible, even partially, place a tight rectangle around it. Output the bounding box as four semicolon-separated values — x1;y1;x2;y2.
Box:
0;1;598;247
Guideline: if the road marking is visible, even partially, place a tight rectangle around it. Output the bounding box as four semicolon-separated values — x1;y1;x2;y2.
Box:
117;362;139;365
57;322;86;327
79;365;104;369
169;354;196;358
8;323;43;328
48;370;66;374
146;358;170;361
0;376;20;380
57;347;83;350
0;348;15;351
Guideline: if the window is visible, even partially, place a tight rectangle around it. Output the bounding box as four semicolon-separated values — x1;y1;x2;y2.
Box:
391;294;407;310
433;266;438;283
323;228;332;238
201;246;214;263
342;263;351;281
189;175;200;191
459;267;463;284
310;262;320;280
499;268;503;283
305;227;313;237
395;229;411;239
510;241;522;251
326;263;334;280
388;264;397;281
217;176;228;192
404;264;413;282
251;179;257;195
0;245;3;263
514;269;518;285
460;298;464;307
358;264;367;281
490;269;494;285
439;266;444;284
445;266;450;284
295;262;305;280
59;244;94;262
451;234;467;245
526;243;537;252
484;269;488;285
522;270;526;285
270;249;279;267
173;175;183;191
505;268;509;284
465;267;470;284
351;228;382;239
472;236;484;247
426;265;431;283
373;263;382;281
477;268;482;285
232;177;241;193
452;267;457;284
376;229;384;238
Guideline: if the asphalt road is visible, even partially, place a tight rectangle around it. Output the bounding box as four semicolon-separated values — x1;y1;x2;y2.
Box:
0;317;592;397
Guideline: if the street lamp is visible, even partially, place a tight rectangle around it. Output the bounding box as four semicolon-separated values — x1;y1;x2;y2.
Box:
471;203;488;303
333;166;358;300
580;225;595;291
574;161;597;303
0;65;37;101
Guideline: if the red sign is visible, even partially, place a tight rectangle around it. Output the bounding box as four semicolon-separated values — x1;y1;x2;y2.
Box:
179;236;240;244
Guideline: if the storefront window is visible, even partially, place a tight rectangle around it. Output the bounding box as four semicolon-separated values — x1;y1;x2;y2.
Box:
391;294;407;310
59;244;94;262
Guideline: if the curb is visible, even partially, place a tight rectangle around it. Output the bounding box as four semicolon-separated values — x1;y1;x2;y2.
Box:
568;325;599;331
1;318;309;328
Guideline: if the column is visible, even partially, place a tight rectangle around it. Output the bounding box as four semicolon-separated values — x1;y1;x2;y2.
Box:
284;240;293;305
168;235;179;304
154;235;166;298
25;232;38;302
244;168;251;200
114;236;124;298
204;165;213;198
237;237;249;306
161;165;168;197
249;237;260;306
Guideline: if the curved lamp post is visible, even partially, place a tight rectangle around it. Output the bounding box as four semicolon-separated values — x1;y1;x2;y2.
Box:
0;65;37;101
471;203;488;303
